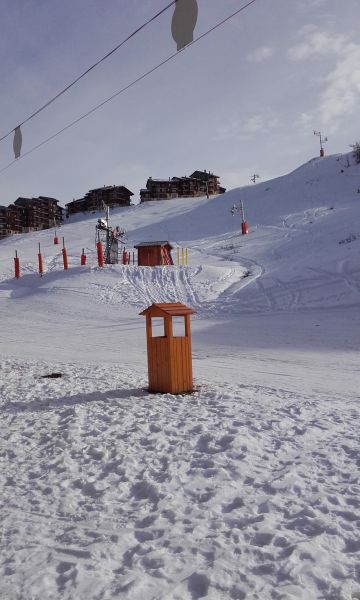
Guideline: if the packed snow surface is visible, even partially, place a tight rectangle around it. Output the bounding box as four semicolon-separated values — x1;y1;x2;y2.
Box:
1;153;359;599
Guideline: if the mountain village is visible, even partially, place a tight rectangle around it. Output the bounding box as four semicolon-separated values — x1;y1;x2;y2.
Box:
0;170;225;240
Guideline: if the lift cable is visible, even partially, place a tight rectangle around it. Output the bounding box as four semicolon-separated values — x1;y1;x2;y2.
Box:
0;0;258;175
0;0;177;144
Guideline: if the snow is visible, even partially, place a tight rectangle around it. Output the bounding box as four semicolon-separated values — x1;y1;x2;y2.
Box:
1;152;360;599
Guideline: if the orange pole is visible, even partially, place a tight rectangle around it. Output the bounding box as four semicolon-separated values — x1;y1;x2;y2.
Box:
241;221;249;235
97;240;104;267
14;251;20;279
38;243;43;277
62;237;68;270
62;247;68;270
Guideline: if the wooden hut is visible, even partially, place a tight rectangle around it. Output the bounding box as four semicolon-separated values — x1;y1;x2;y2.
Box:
140;302;196;394
134;241;174;266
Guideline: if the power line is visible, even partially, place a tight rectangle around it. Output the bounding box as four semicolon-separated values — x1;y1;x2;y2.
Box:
0;0;259;176
0;0;177;144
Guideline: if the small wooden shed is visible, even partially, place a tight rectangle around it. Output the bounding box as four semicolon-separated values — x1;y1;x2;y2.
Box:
134;241;173;266
140;302;196;394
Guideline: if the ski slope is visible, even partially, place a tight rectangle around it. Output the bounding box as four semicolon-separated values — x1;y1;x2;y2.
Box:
1;153;360;599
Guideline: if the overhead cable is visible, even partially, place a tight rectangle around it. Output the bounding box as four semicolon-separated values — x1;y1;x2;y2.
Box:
0;0;258;175
0;0;177;145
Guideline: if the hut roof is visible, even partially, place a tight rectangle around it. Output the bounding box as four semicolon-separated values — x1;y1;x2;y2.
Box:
134;241;173;249
139;302;196;317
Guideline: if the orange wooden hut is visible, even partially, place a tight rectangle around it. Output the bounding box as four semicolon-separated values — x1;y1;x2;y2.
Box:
140;302;196;394
134;241;173;266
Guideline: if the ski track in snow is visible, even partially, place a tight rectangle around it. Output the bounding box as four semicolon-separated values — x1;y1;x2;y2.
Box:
1;358;359;600
85;264;252;318
1;153;360;599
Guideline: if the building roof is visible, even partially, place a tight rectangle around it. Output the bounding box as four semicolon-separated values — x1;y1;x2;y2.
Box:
139;302;196;317
147;179;174;184
190;170;219;180
14;196;58;205
134;241;173;249
14;197;32;204
38;196;59;203
65;198;86;207
87;185;134;195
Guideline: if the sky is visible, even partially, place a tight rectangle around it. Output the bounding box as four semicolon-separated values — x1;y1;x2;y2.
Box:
0;0;359;206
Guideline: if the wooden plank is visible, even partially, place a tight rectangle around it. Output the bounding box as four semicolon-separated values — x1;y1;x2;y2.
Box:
182;338;189;392
173;339;180;393
165;340;171;392
168;338;174;393
148;339;156;390
188;335;193;391
151;338;157;391
185;315;191;337
185;338;191;391
176;337;183;394
164;316;173;339
159;339;169;393
169;338;176;394
155;339;161;391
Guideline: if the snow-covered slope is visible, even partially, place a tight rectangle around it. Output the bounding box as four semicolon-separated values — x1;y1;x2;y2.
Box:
1;153;359;599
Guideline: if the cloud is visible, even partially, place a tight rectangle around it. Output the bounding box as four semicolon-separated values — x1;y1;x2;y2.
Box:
297;112;314;128
215;112;279;142
246;45;274;63
295;0;327;12
288;27;360;131
287;29;347;61
319;43;360;130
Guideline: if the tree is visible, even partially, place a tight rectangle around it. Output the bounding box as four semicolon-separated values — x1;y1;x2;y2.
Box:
350;142;360;163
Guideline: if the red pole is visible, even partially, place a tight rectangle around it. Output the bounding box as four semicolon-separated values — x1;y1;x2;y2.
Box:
62;247;68;270
240;200;249;235
38;243;43;277
14;250;20;279
97;240;104;267
54;229;59;245
81;248;86;266
62;237;68;270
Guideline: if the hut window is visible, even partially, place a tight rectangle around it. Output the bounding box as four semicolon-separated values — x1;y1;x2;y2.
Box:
172;316;185;337
151;317;165;337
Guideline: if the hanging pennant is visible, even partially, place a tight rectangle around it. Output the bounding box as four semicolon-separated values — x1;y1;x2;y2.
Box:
13;126;22;159
171;0;198;51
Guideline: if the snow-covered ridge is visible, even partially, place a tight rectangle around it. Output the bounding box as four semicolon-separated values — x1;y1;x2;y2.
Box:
1;152;359;599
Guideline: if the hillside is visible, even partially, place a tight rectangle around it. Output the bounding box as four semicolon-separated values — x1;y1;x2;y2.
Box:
1;152;359;600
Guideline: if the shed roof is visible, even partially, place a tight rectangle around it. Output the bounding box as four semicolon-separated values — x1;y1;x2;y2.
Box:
139;302;196;317
134;241;173;249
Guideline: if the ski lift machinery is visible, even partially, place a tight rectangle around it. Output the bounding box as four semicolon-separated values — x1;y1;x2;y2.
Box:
95;203;127;264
